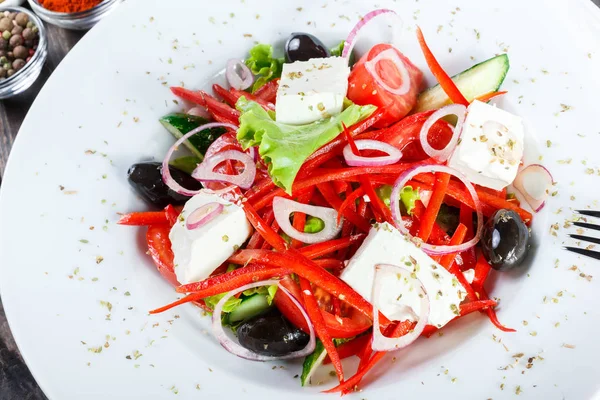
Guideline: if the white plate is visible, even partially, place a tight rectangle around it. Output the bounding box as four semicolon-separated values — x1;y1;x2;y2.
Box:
1;0;600;398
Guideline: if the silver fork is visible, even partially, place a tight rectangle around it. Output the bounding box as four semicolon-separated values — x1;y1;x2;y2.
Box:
564;210;600;261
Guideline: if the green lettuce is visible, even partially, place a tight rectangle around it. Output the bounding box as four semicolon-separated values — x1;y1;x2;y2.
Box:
204;292;243;313
245;44;284;92
376;185;420;215
330;40;345;57
236;98;376;194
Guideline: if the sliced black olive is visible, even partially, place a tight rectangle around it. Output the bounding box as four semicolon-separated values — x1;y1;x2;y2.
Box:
285;32;330;63
127;162;201;209
237;310;309;357
481;209;531;271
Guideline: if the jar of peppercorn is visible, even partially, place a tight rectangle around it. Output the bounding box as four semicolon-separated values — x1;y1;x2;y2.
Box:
0;6;47;99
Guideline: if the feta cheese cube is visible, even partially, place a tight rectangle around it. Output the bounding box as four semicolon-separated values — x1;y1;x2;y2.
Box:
340;223;466;328
169;191;252;285
448;100;524;190
275;56;350;125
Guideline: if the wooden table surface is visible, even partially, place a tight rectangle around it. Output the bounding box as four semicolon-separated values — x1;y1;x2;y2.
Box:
1;1;599;399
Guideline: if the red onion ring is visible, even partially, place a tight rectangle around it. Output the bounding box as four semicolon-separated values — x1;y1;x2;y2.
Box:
212;280;316;361
226;59;254;91
273;197;342;244
512;164;553;213
419;104;466;162
372;264;430;351
186;202;224;230
390;165;483;255
343;139;403;167
364;48;411;96
342;9;401;59
187;106;211;119
162;122;238;196
192;150;257;190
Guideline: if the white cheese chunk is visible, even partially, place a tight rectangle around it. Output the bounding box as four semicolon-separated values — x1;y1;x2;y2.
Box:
169;190;252;285
275;56;350;125
340;222;467;328
448;100;524;190
462;268;475;284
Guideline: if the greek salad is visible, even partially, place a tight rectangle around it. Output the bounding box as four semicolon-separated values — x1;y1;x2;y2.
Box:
119;9;553;393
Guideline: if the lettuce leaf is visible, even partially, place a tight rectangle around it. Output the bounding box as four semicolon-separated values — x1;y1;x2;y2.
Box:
330;40;345;57
204;293;243;313
236;98;376;194
376;185;420;215
245;44;284;93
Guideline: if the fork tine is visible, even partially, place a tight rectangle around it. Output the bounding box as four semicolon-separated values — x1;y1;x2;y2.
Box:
564;247;600;261
569;234;600;246
573;221;600;232
576;210;600;218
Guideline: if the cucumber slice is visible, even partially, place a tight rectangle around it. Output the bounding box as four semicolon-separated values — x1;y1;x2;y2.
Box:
414;54;510;113
301;340;326;386
228;294;272;323
159;113;226;159
170;156;201;175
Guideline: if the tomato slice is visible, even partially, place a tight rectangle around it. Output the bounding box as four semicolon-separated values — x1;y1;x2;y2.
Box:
347;44;423;128
274;276;371;338
146;225;179;286
359;110;454;161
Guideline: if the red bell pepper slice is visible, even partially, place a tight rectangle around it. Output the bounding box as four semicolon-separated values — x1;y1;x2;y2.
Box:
299;235;365;259
324;320;415;394
439;223;467;269
411;201;451;245
164;204;179;227
421;299;498;337
472;253;492;292
474;91;507;103
149;264;290;314
212;84;239;107
170;86;207;106
229;88;275;111
323;334;371;364
199;91;240;125
146;225;179;287
417;172;451;242
253;78;279;103
415;27;469;106
316;182;371;233
118;210;169;226
479;287;516;332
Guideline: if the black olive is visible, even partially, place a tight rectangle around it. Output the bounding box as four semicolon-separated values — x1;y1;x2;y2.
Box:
284;32;330;63
481;209;531;271
237;310;309;357
127;162;202;209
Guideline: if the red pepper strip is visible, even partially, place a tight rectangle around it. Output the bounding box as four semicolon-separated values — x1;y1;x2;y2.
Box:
472;254;491;292
417;172;451;242
415;27;469;106
342;123;394;225
246;209;274;250
439;223;467;269
229;88;275;111
252;161;430;211
199;91;240;125
300;277;345;382
146;225;179;287
253;78;279;103
211;84;238;106
421;299;498;337
117;205;172;226
299;235;365;259
164;204;179;227
412;201;451;245
323;334;371;364
412;174;532;223
337;188;363;225
475;184;505;198
324;320;415;394
245;178;276;204
316;182;371;233
313;258;344;270
480;287;516;332
474;91;507;103
449;262;478;302
150;265;289;314
170;86;207;106
459;204;474;240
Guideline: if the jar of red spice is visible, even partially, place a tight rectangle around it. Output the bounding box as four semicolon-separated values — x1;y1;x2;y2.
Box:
27;0;121;30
